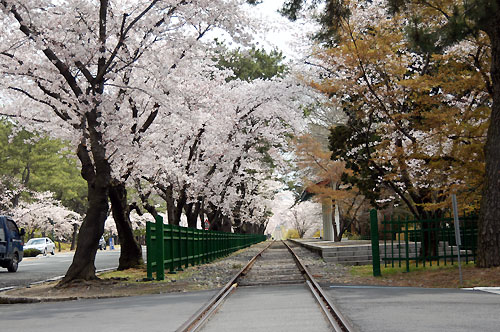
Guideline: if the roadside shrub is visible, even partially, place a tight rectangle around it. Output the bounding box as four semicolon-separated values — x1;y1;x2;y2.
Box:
284;229;300;239
23;248;42;257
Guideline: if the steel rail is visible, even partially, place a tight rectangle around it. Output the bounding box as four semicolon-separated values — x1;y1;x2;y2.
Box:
175;241;274;332
306;280;343;331
282;240;356;332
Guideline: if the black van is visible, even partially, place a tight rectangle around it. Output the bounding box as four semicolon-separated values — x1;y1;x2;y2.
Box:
0;215;24;272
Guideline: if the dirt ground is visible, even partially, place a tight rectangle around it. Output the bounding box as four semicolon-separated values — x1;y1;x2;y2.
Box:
2;242;499;302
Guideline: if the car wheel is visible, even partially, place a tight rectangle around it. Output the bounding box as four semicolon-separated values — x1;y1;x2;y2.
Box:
7;253;18;272
51;248;55;255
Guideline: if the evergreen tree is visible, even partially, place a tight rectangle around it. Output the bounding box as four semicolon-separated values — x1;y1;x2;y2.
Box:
0;120;87;214
216;45;287;82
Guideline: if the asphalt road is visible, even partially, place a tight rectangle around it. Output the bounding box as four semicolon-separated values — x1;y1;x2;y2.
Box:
0;289;217;332
326;285;500;332
0;247;146;289
3;282;497;332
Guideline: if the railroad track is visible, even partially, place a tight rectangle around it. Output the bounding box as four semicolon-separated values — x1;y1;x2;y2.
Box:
176;240;355;332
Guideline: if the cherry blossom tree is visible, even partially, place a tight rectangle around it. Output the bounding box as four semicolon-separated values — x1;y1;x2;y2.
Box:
8;191;82;242
289;200;322;238
0;0;258;283
131;74;308;234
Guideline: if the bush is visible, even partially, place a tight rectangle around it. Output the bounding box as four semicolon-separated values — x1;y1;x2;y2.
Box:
284;229;300;239
23;248;42;257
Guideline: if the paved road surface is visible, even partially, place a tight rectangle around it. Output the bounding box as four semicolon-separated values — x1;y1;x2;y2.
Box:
0;247;146;289
0;289;217;332
326;285;500;332
201;284;332;332
1;273;499;331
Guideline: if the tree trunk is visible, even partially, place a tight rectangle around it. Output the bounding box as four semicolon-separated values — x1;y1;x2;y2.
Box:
59;169;109;284
185;201;201;228
258;223;266;235
59;119;111;285
206;204;222;230
478;25;500;267
221;216;232;233
109;181;143;270
70;223;78;251
164;185;179;225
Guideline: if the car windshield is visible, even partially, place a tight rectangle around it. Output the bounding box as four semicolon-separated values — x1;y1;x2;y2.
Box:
27;239;45;245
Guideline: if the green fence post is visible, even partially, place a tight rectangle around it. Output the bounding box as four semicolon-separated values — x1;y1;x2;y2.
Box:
146;221;153;280
370;209;381;277
168;225;176;274
177;226;183;271
405;216;410;273
155;215;165;281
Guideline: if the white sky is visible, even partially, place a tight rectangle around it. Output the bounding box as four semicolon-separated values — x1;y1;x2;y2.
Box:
245;1;315;60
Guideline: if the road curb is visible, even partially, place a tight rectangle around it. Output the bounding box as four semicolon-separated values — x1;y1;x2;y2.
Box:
0;267;118;304
0;295;79;304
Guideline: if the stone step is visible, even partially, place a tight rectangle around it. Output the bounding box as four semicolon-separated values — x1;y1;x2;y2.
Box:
291;239;473;266
322;257;374;266
324;255;373;262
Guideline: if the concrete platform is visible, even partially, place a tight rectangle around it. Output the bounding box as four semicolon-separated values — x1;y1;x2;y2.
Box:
291;238;471;266
290;238;376;265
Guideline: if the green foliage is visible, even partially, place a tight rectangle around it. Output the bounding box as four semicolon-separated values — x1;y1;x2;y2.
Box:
216;45;287;82
279;0;304;21
23;248;42;257
329;123;386;209
280;0;350;45
0;119;87;213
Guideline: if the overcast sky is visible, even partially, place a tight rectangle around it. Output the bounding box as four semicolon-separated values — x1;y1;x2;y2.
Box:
246;1;314;60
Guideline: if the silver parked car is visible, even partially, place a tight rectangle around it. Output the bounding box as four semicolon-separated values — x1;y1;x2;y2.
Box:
24;237;56;256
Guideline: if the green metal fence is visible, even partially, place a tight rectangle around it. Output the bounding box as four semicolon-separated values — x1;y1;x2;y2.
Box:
146;215;266;280
370;209;478;275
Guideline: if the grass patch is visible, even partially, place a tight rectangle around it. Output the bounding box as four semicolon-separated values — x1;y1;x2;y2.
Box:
99;267;195;283
349;262;500;288
99;268;146;281
56;242;72;252
351;261;471;277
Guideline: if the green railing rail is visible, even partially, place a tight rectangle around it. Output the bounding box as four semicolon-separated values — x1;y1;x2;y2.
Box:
370;210;478;275
146;215;266;280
